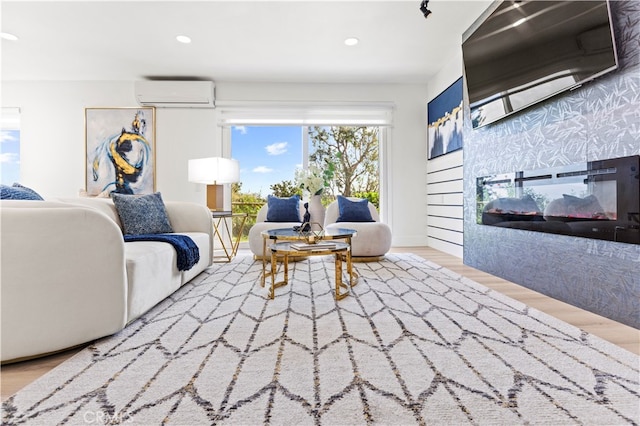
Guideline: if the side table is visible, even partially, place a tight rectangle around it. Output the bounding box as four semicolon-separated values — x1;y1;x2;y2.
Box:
211;211;248;262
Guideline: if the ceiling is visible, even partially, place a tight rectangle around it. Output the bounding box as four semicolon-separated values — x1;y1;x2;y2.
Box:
1;0;492;84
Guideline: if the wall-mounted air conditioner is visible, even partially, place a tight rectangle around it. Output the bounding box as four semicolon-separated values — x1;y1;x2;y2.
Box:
134;80;215;108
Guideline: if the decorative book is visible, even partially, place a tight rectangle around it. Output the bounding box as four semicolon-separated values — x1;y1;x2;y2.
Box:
290;242;336;251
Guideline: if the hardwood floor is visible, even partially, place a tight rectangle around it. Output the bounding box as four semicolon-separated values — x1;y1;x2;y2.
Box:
2;247;638;402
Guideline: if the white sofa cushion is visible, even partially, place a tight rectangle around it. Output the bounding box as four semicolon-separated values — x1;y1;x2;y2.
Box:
180;232;212;283
125;231;210;323
58;197;123;229
125;241;182;322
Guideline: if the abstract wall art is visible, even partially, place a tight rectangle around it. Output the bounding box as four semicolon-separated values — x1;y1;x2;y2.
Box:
85;107;156;196
427;77;463;160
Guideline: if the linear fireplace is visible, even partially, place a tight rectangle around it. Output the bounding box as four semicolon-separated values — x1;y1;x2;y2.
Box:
476;155;640;245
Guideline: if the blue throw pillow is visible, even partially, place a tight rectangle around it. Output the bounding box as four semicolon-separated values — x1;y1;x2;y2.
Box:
266;194;301;222
0;183;44;200
336;195;374;222
111;192;173;235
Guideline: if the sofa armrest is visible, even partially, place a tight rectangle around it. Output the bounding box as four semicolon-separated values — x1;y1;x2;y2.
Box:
0;201;128;361
164;201;214;266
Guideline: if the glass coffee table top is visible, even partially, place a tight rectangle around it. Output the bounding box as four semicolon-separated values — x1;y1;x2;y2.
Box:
262;227;357;240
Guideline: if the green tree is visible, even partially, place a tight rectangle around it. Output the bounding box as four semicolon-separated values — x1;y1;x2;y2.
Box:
270;180;302;198
352;191;379;208
231;182;265;241
308;126;379;198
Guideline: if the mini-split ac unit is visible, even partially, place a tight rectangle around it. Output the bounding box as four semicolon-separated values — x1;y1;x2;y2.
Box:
134;80;215;108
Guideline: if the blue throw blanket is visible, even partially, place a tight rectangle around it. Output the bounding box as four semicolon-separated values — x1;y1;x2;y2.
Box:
124;234;200;271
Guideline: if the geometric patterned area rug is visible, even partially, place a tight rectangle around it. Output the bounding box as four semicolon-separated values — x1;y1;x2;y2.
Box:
2;253;639;425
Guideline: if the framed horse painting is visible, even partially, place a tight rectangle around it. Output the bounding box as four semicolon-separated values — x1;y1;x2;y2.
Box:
85;107;156;196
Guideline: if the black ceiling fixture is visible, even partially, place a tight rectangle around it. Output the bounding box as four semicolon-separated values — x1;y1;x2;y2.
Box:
420;0;432;18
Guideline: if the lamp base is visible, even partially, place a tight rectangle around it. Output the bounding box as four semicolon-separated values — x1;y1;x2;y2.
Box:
206;184;224;211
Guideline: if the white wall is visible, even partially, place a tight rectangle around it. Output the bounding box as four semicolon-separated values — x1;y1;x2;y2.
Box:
2;80;429;247
425;53;465;258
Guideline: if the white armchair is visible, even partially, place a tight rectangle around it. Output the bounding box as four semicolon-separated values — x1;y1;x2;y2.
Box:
324;197;391;259
248;201;324;258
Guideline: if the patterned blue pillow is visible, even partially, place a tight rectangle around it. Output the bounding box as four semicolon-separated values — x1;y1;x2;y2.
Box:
336;196;374;222
111;192;173;235
0;183;44;200
266;194;301;222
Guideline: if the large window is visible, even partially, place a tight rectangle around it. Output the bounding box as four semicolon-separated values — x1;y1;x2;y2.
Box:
219;102;393;240
232;125;380;199
230;125;382;241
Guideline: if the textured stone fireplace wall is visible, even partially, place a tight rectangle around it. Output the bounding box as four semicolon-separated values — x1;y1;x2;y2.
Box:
463;0;640;328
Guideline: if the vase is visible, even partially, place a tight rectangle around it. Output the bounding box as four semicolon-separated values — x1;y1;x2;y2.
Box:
307;194;325;231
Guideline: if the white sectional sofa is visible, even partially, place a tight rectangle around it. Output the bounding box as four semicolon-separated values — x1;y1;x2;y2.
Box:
0;197;213;362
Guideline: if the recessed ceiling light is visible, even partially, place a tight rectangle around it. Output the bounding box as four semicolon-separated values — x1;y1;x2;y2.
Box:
1;32;19;41
344;37;359;46
176;35;191;44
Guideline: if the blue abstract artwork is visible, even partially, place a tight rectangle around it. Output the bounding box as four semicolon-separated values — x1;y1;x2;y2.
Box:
427;77;463;159
85;107;155;196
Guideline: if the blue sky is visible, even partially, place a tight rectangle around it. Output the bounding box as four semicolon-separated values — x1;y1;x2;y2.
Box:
1;130;21;185
231;126;303;196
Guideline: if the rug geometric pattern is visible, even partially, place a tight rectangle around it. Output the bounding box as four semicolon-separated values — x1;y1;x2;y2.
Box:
2;253;639;425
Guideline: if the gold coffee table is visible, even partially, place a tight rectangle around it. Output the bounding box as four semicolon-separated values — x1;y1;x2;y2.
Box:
261;227;358;300
268;241;353;300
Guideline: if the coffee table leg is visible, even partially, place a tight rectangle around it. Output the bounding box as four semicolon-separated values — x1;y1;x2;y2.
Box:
346;238;358;287
347;248;355;287
261;236;267;288
334;253;349;301
283;254;289;285
270;249;277;299
268;249;290;300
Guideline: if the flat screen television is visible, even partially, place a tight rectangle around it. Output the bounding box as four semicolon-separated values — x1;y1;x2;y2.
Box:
462;0;618;129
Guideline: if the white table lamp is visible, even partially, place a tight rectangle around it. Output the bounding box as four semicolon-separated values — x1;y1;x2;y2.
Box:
188;157;240;211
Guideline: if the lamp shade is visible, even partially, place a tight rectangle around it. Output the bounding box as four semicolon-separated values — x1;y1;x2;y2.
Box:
188;157;239;184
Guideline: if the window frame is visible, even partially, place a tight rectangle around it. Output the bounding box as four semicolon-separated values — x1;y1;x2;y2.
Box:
219;102;392;222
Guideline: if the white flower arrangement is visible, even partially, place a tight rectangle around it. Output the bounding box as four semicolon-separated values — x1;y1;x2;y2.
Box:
294;165;329;196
